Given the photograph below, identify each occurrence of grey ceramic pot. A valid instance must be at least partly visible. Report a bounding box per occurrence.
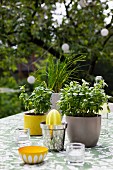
[66,115,101,148]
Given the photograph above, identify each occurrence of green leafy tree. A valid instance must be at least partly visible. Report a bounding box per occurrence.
[0,0,113,83]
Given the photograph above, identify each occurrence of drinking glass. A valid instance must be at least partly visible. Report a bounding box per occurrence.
[66,143,85,166]
[15,128,31,147]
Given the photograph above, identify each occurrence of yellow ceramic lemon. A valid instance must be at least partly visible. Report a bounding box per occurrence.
[46,109,61,125]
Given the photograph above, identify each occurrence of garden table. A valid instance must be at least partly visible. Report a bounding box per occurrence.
[0,103,113,170]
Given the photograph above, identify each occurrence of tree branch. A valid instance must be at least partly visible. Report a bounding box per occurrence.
[64,0,77,28]
[30,35,65,61]
[0,0,2,4]
[103,33,113,47]
[88,54,98,75]
[32,0,38,18]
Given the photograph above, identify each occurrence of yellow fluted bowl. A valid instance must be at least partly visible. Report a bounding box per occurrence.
[18,146,48,164]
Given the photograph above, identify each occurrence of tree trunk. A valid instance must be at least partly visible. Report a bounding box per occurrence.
[88,54,98,75]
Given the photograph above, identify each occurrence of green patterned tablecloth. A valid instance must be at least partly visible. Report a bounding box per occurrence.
[1,112,113,170]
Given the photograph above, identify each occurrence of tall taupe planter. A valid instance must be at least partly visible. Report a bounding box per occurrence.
[66,115,101,148]
[50,93,60,110]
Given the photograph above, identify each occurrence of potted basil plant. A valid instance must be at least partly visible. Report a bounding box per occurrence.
[57,77,110,147]
[19,83,52,136]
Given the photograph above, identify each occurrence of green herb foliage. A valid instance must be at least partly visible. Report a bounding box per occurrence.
[37,55,84,93]
[46,55,84,93]
[58,78,109,117]
[19,83,52,115]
